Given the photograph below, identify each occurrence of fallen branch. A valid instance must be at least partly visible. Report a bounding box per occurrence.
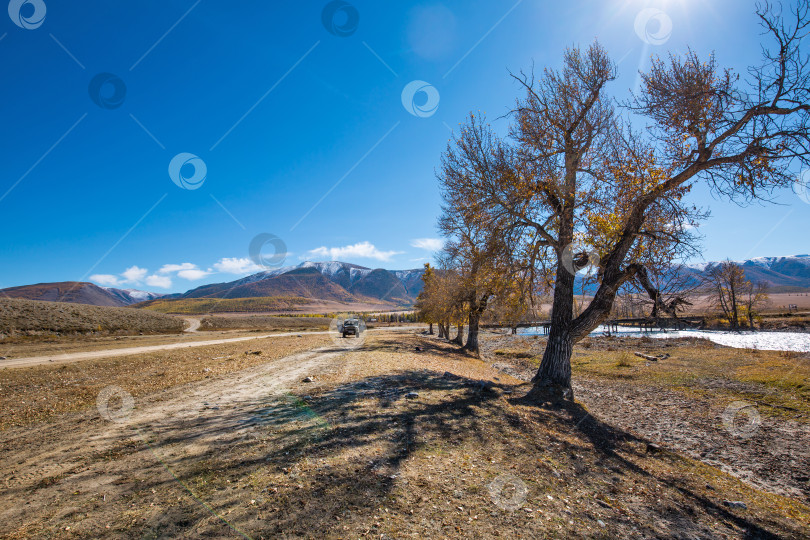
[633,351,670,362]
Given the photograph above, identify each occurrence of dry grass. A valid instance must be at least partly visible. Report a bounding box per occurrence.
[570,343,810,419]
[0,297,183,337]
[199,315,331,331]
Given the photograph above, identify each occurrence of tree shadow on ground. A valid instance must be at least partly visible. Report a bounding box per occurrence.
[114,366,800,539]
[511,392,790,540]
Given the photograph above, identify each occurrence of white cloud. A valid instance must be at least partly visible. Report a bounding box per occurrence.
[410,238,443,251]
[121,265,148,283]
[90,274,122,286]
[158,263,197,274]
[157,262,212,280]
[177,268,212,280]
[306,241,403,262]
[213,257,263,274]
[145,274,172,288]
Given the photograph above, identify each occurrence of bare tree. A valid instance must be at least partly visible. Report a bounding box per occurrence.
[435,2,810,400]
[743,280,770,329]
[706,260,748,329]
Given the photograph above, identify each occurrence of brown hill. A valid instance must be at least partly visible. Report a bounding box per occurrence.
[0,297,183,336]
[0,282,127,307]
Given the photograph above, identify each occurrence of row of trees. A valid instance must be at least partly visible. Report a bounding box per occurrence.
[416,1,810,399]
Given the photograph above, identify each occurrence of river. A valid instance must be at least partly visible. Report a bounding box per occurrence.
[517,325,810,352]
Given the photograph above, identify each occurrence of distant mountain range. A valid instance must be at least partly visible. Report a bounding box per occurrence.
[2,256,807,309]
[178,261,425,306]
[685,255,810,290]
[0,281,165,307]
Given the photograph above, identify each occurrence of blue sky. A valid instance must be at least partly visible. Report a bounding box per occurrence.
[1,0,808,293]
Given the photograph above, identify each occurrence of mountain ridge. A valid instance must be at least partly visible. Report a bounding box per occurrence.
[177,261,425,306]
[3,256,807,309]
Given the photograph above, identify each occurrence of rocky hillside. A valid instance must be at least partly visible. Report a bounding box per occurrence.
[0,282,164,307]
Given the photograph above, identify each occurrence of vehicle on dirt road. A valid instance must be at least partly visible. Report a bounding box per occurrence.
[341,318,362,338]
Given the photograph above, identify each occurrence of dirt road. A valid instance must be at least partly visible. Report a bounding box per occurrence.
[0,344,343,537]
[0,331,331,369]
[183,317,201,333]
[0,327,417,369]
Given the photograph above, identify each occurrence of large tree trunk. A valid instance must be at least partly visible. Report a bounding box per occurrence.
[452,323,464,345]
[532,262,576,398]
[464,310,481,353]
[463,293,488,354]
[428,322,434,335]
[730,281,739,329]
[533,328,573,394]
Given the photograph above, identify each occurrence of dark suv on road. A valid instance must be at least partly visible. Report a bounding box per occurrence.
[342,318,362,338]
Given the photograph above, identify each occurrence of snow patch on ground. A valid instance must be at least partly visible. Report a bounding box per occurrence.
[520,325,810,352]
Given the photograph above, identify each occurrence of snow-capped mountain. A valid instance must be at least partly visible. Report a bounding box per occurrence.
[103,287,166,305]
[179,261,425,305]
[684,255,810,289]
